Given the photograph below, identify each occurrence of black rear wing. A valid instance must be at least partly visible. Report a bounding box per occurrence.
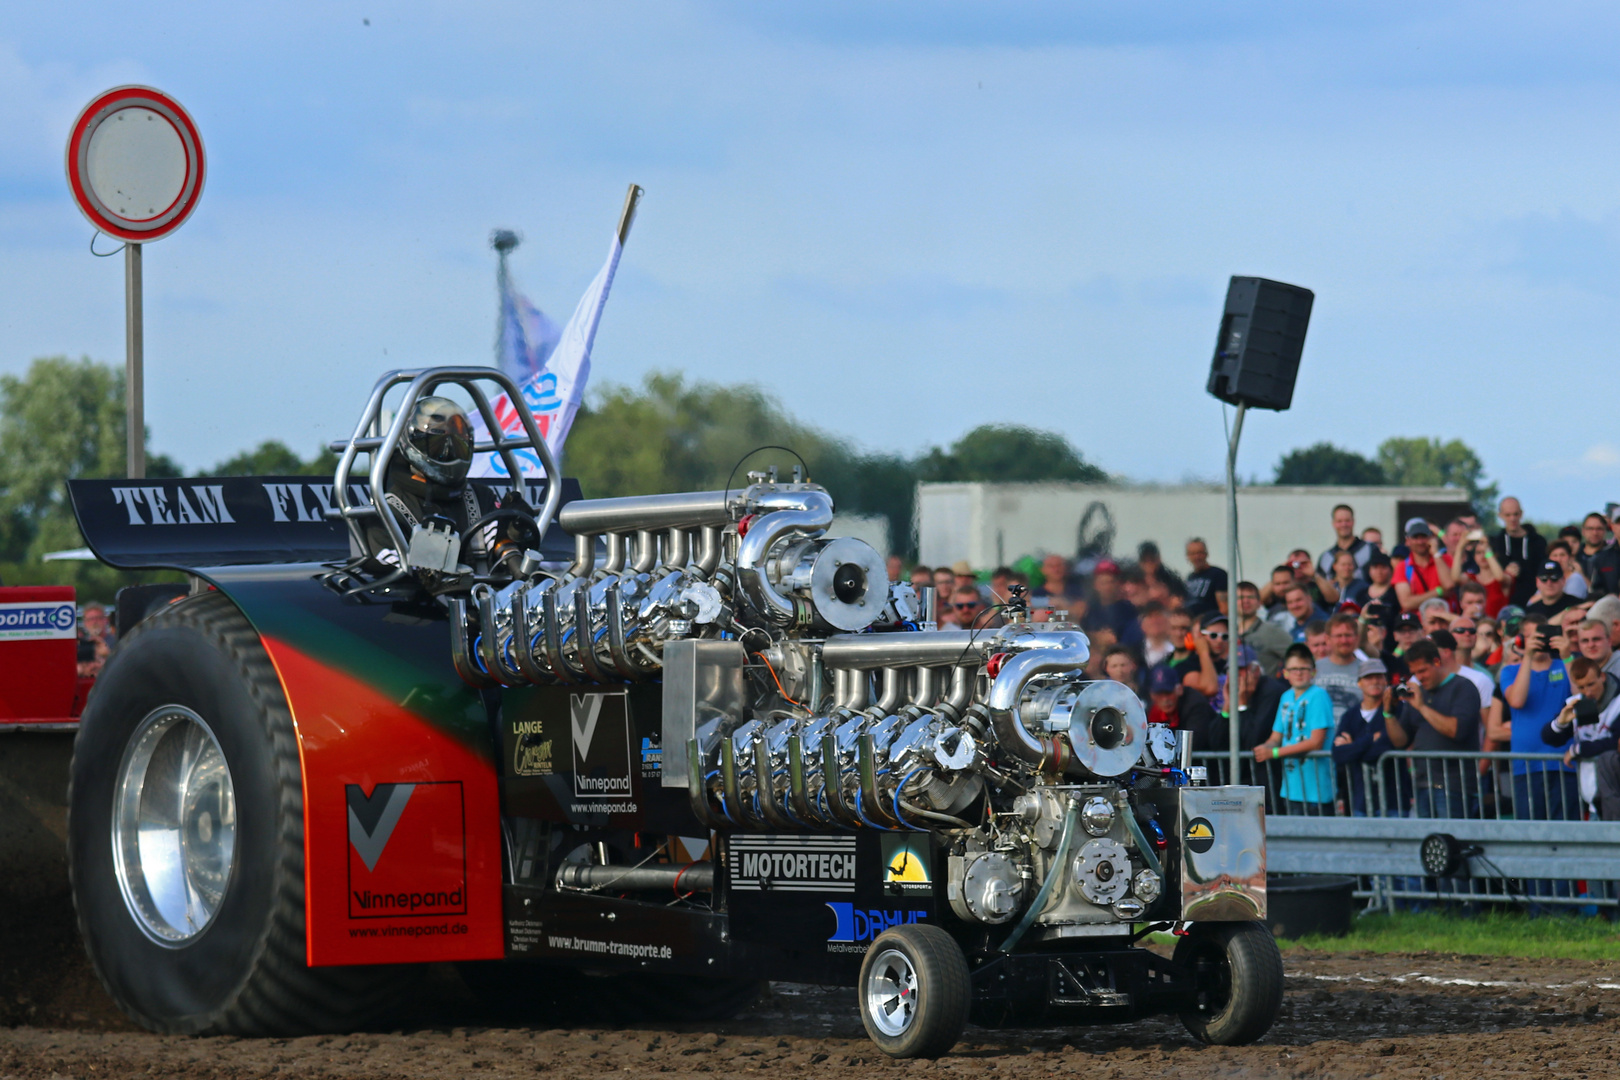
[68,476,581,571]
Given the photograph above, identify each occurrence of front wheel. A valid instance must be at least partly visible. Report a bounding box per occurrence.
[858,923,970,1059]
[1173,921,1284,1045]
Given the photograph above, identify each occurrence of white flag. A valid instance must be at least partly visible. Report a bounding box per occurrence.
[471,233,623,478]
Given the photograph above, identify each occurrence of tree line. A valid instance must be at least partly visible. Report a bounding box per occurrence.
[0,355,1492,599]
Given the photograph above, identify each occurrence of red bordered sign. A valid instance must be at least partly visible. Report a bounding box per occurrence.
[65,85,205,244]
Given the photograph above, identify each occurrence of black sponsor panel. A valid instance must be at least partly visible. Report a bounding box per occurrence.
[68,475,580,570]
[725,832,938,982]
[499,684,699,834]
[506,887,733,974]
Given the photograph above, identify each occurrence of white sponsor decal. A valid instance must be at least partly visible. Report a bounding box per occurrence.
[728,835,858,894]
[111,484,236,526]
[0,601,78,640]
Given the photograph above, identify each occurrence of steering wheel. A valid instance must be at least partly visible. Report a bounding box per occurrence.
[467,508,545,556]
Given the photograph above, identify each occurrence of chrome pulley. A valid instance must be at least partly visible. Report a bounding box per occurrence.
[112,706,237,945]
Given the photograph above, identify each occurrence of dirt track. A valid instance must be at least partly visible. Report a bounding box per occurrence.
[6,891,1620,1080]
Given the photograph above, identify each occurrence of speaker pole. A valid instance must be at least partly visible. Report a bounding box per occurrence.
[1225,402,1247,786]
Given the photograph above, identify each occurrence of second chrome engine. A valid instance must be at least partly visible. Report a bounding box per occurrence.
[452,475,1194,936]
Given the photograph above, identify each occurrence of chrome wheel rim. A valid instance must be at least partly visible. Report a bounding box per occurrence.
[865,947,918,1037]
[112,706,237,946]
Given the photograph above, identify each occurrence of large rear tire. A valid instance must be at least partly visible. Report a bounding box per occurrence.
[69,592,398,1034]
[1173,921,1284,1046]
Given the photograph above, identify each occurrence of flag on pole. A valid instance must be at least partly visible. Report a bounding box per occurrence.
[496,273,561,388]
[472,216,629,479]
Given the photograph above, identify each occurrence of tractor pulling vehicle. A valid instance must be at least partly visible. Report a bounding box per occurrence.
[66,367,1282,1057]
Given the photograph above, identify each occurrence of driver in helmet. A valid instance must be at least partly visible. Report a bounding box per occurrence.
[363,396,534,585]
[361,396,478,579]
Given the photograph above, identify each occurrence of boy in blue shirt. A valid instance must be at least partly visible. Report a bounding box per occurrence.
[1257,643,1338,815]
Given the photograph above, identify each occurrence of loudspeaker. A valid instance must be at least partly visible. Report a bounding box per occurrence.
[1206,276,1314,411]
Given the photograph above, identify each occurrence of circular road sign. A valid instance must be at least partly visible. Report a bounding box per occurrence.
[66,85,205,244]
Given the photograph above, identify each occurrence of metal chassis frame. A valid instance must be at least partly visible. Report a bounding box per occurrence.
[329,367,563,590]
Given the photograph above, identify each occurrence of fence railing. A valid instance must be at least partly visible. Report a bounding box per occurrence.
[1192,749,1620,911]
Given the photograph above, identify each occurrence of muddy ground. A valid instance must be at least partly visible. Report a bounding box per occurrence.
[5,887,1619,1080]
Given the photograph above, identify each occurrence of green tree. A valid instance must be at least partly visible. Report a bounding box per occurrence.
[564,373,1108,559]
[917,425,1108,484]
[209,440,337,477]
[0,356,181,597]
[1273,443,1387,485]
[1376,437,1500,524]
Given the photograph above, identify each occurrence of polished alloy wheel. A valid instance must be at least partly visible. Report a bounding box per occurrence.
[112,705,237,945]
[864,947,919,1037]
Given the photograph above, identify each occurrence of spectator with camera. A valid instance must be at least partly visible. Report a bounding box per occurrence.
[1540,655,1620,820]
[1525,560,1581,624]
[1492,496,1548,608]
[1457,580,1489,620]
[1385,639,1482,818]
[1234,580,1291,676]
[1255,643,1337,815]
[1500,613,1582,824]
[1440,517,1507,608]
[1333,658,1399,816]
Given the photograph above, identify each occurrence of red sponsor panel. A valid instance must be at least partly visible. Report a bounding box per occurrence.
[346,781,467,919]
[259,638,503,966]
[0,586,79,724]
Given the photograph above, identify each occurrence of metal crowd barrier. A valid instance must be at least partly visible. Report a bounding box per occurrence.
[1194,749,1620,911]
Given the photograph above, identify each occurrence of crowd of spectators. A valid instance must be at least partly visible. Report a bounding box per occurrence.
[905,497,1620,827]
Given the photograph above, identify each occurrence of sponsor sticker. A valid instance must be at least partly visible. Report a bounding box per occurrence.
[729,835,857,893]
[1185,816,1215,854]
[640,734,662,779]
[825,903,926,952]
[571,692,633,802]
[511,717,554,776]
[0,601,77,640]
[881,834,932,896]
[347,781,467,919]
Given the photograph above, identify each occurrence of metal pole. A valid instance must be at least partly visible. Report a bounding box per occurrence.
[1226,402,1247,785]
[617,184,644,245]
[125,241,144,479]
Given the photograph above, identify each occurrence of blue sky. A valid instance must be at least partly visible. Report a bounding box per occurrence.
[4,2,1620,521]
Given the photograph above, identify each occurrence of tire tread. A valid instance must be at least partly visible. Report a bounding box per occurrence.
[71,591,399,1035]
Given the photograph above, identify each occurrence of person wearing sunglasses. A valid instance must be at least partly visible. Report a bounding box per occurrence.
[1254,643,1337,816]
[1525,560,1582,625]
[942,585,999,631]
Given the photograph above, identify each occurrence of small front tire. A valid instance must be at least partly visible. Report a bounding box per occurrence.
[858,923,970,1059]
[1174,921,1284,1046]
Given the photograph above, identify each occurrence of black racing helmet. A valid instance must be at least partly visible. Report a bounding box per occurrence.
[401,396,474,485]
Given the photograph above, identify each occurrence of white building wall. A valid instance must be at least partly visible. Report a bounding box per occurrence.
[917,483,1466,580]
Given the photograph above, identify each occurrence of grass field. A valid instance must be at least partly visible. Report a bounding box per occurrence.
[1277,909,1620,961]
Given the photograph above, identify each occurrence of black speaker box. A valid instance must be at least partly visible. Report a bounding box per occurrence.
[1206,276,1314,411]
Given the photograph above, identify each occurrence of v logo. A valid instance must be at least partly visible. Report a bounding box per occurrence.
[346,783,415,873]
[570,694,604,759]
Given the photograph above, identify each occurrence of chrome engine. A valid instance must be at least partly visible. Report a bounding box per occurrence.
[449,476,1187,937]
